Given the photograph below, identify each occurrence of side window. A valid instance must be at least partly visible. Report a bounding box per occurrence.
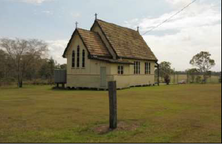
[145,62,151,74]
[148,62,151,74]
[77,46,80,68]
[134,61,140,74]
[118,66,124,75]
[82,49,85,68]
[72,50,75,68]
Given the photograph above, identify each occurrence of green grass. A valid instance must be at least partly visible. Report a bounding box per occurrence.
[0,84,221,143]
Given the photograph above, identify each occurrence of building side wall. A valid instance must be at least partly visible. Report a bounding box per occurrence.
[67,74,114,89]
[110,60,156,88]
[114,75,155,88]
[110,60,155,75]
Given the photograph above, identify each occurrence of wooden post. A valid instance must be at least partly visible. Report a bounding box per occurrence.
[177,74,179,84]
[108,81,117,129]
[187,72,189,84]
[174,70,176,84]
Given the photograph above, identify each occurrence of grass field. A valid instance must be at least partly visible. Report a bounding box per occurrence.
[0,84,221,143]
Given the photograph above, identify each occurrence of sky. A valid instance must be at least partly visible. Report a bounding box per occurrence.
[0,0,221,71]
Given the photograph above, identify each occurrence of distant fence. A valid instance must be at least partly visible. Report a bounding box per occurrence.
[155,74,221,84]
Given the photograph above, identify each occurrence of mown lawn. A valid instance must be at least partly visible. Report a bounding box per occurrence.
[0,84,221,143]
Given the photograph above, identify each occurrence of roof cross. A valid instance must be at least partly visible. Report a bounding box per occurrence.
[95,13,98,20]
[75,22,78,28]
[137,26,140,33]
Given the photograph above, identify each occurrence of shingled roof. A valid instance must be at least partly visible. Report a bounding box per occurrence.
[95,19,157,61]
[77,28,111,57]
[63,19,157,62]
[63,28,111,58]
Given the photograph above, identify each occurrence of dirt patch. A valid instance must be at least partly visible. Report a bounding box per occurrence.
[93,121,141,135]
[93,125,110,135]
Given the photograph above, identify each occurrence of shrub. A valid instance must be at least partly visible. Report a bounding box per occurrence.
[164,75,171,85]
[196,76,202,83]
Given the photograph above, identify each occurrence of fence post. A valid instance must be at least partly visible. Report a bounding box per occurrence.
[157,64,160,86]
[108,81,117,129]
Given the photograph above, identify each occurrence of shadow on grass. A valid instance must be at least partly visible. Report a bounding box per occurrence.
[51,87,107,92]
[89,120,142,135]
[51,84,159,92]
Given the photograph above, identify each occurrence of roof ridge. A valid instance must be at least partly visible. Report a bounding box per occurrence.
[77,28,95,33]
[96,19,139,34]
[76,28,88,31]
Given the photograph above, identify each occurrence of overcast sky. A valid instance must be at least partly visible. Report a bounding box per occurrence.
[0,0,221,71]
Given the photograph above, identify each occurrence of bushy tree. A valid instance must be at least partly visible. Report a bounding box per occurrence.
[38,58,57,84]
[0,38,48,87]
[190,51,215,83]
[159,61,174,85]
[186,68,199,83]
[59,64,67,70]
[0,50,6,79]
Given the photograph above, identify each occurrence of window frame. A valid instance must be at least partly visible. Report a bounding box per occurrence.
[72,50,75,68]
[145,62,151,74]
[118,65,124,75]
[82,49,85,68]
[134,61,140,74]
[77,46,80,68]
[148,62,151,74]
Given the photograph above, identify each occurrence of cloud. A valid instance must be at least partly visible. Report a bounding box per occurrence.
[42,10,53,15]
[165,0,193,8]
[124,0,221,71]
[14,0,53,4]
[70,12,81,18]
[47,40,68,64]
[144,24,221,71]
[126,2,220,32]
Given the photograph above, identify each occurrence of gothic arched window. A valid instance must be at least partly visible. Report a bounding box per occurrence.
[72,50,75,68]
[77,46,80,68]
[82,49,85,68]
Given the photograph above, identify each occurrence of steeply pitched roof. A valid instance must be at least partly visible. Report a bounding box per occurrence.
[63,28,111,58]
[95,19,158,61]
[77,28,111,57]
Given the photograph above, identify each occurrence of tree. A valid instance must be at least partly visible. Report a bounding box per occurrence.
[186,68,199,83]
[0,50,6,78]
[159,61,174,85]
[0,49,16,85]
[48,57,56,84]
[38,58,56,84]
[59,64,67,70]
[0,38,48,88]
[190,51,215,83]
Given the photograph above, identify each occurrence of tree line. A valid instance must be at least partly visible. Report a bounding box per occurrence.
[1,38,220,87]
[156,51,220,85]
[0,38,66,87]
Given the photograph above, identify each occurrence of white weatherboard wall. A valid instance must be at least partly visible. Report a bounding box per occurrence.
[65,29,156,89]
[110,61,155,88]
[65,32,113,89]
